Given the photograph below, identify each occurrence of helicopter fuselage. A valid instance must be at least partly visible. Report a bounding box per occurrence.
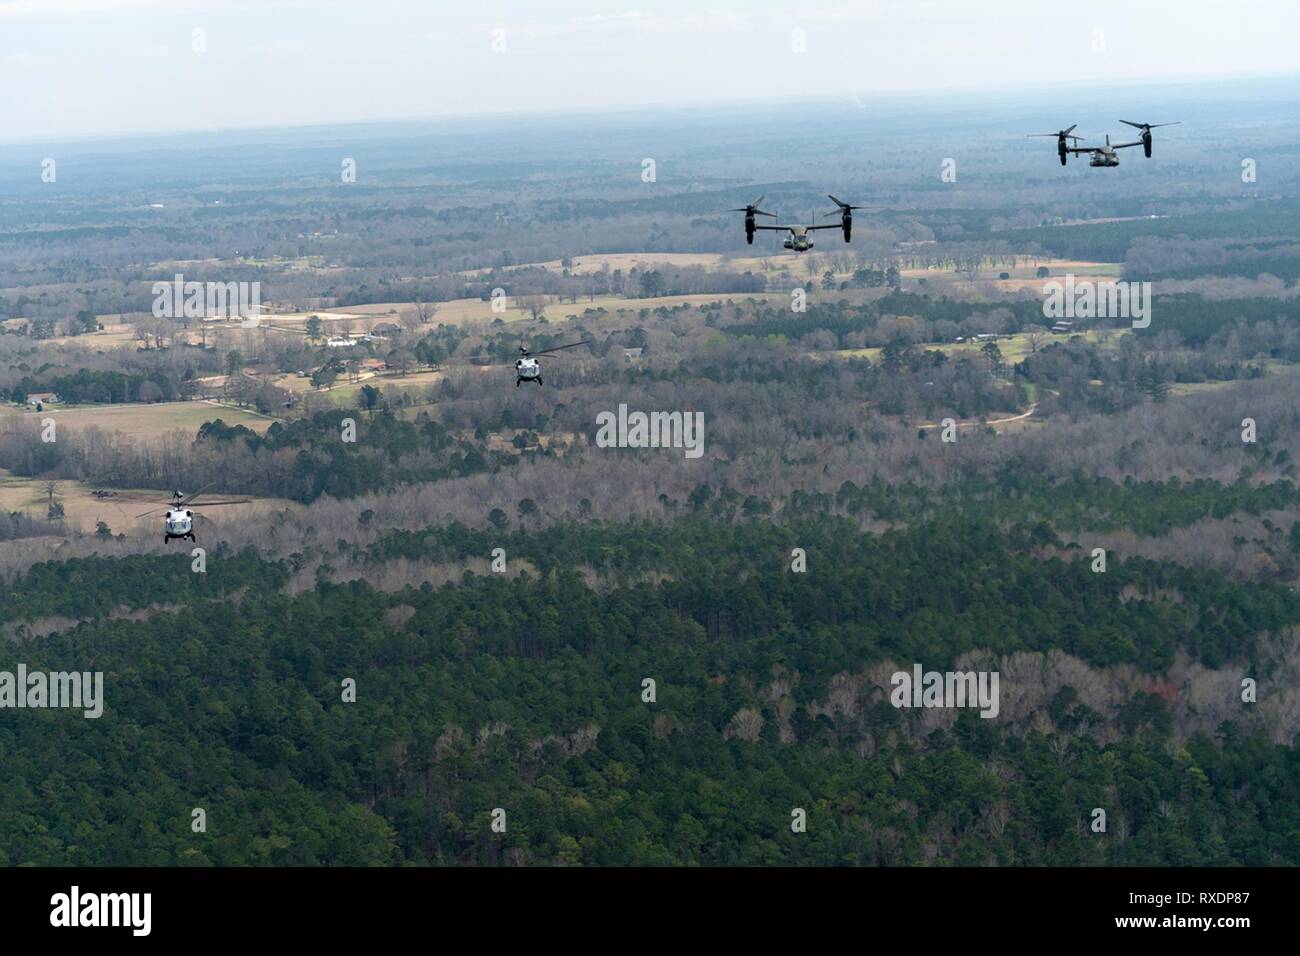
[1089,149,1120,167]
[164,508,195,542]
[515,357,543,386]
[783,234,814,252]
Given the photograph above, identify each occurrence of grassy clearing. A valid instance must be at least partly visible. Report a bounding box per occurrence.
[1167,361,1300,397]
[463,252,727,276]
[335,292,759,328]
[306,369,451,406]
[902,258,1123,294]
[2,401,276,440]
[0,469,296,534]
[0,469,162,532]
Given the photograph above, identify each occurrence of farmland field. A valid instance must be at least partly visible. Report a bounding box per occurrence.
[0,468,295,533]
[2,400,278,439]
[321,292,761,327]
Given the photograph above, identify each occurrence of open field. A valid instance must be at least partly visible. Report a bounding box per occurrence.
[306,368,453,406]
[146,254,342,274]
[1167,361,1300,397]
[464,250,869,281]
[46,320,140,348]
[1168,380,1237,398]
[901,259,1123,294]
[56,256,1123,351]
[464,252,727,276]
[2,400,277,440]
[532,292,759,321]
[75,287,764,349]
[727,252,843,276]
[0,469,297,534]
[465,251,1126,287]
[0,469,164,533]
[318,292,760,327]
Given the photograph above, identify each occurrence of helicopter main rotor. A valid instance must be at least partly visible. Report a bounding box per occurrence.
[518,340,593,358]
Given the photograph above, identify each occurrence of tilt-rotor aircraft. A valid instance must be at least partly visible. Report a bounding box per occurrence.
[733,194,863,252]
[1029,120,1179,167]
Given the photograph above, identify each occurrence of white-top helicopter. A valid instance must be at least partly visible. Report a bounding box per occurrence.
[515,340,592,386]
[136,487,251,543]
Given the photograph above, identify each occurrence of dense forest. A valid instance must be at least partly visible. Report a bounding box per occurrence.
[3,516,1297,865]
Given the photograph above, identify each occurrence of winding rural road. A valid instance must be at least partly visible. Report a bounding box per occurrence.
[918,403,1038,430]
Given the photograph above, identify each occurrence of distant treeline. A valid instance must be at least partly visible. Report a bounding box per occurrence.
[994,200,1300,262]
[334,263,768,310]
[1131,295,1300,349]
[10,367,183,404]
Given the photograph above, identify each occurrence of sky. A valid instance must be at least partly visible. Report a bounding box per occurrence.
[1,0,1297,142]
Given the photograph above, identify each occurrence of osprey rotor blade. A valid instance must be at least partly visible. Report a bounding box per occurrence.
[732,194,776,218]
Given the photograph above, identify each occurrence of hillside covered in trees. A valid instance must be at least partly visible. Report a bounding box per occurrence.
[2,516,1297,866]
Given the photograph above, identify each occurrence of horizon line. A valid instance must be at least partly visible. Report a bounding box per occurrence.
[3,68,1297,150]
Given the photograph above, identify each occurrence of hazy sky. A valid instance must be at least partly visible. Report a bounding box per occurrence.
[2,0,1297,141]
